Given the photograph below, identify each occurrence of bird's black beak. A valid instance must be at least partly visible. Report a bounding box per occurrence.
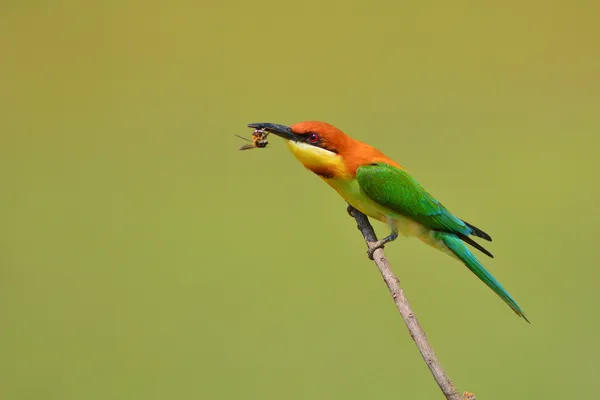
[247,123,297,141]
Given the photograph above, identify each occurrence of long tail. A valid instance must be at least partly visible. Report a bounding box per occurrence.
[435,232,529,323]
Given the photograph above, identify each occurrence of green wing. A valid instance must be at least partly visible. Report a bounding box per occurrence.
[355,163,470,235]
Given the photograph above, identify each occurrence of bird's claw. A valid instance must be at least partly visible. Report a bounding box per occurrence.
[367,240,387,260]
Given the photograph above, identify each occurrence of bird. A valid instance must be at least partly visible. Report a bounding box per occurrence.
[247,121,528,322]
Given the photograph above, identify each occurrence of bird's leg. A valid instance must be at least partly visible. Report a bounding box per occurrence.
[347,206,397,259]
[367,225,398,260]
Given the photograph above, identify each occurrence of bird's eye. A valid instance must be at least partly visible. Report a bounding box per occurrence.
[308,133,319,143]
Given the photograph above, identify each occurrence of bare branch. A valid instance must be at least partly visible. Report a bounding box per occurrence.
[347,205,474,400]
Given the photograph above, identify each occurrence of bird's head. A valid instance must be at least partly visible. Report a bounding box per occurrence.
[248,121,351,156]
[247,121,353,178]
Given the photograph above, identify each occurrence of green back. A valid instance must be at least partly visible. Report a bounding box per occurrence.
[356,163,470,235]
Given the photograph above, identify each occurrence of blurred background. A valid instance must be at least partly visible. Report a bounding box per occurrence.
[1,1,599,399]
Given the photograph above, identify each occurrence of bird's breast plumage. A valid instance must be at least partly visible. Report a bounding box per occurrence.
[324,176,431,239]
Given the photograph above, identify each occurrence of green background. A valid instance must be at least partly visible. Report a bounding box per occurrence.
[2,1,598,399]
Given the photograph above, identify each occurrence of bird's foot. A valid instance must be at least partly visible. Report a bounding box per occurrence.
[367,240,386,259]
[366,238,391,259]
[366,232,398,260]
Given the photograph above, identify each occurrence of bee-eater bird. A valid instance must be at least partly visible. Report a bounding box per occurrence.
[248,121,528,322]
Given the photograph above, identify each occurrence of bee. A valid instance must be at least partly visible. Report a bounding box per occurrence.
[235,129,269,151]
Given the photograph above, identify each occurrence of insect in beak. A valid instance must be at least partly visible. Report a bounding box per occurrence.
[235,129,269,151]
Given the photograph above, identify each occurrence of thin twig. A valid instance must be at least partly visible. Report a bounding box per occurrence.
[348,205,474,400]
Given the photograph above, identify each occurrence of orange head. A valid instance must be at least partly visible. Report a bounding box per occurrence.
[247,121,400,178]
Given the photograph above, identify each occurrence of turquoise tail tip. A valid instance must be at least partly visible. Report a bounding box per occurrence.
[436,232,530,324]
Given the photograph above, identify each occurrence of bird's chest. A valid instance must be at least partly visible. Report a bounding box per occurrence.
[324,177,428,237]
[324,178,390,223]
